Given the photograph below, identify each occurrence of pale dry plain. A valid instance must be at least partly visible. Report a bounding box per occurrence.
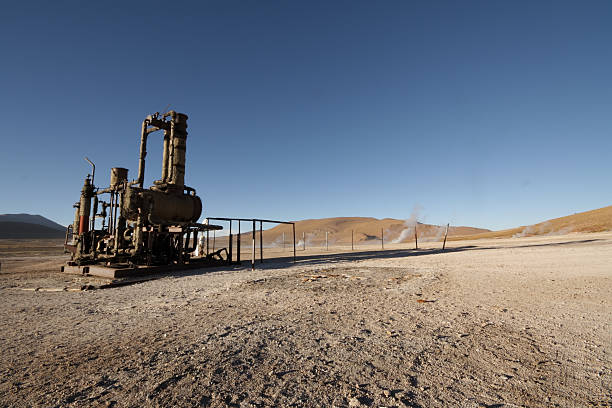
[0,233,610,407]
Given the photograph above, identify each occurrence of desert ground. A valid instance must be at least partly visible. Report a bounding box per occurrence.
[0,232,610,407]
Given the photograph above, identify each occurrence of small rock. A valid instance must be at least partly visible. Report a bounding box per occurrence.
[348,397,361,407]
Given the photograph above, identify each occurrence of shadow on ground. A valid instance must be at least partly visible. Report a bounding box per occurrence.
[31,238,602,289]
[174,238,604,277]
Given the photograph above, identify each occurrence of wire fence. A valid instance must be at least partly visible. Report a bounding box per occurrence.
[201,222,452,265]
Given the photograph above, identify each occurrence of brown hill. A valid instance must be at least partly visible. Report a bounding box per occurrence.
[450,205,612,241]
[211,217,488,248]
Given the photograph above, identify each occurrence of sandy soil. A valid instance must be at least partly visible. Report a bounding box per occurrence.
[0,233,610,407]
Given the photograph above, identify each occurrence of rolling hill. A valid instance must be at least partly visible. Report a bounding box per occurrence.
[450,205,612,241]
[209,217,489,247]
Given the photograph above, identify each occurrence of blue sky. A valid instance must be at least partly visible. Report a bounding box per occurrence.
[1,1,610,230]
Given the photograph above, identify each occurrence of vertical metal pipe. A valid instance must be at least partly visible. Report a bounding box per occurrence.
[161,130,170,183]
[252,220,256,270]
[237,221,241,263]
[282,232,285,251]
[84,157,95,191]
[206,218,209,256]
[137,119,149,187]
[414,224,418,249]
[146,229,153,265]
[177,230,184,264]
[72,204,80,241]
[91,196,98,232]
[302,231,305,251]
[78,177,93,235]
[113,192,119,235]
[169,112,188,187]
[259,221,263,263]
[101,206,106,232]
[351,230,354,251]
[213,230,216,252]
[192,230,198,255]
[381,228,384,250]
[228,233,233,264]
[184,230,190,260]
[229,220,232,263]
[325,231,328,251]
[292,223,296,263]
[107,193,112,234]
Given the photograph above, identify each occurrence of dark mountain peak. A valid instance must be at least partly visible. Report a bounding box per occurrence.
[0,214,65,231]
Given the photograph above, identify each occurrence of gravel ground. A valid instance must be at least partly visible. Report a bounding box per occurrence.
[0,233,610,407]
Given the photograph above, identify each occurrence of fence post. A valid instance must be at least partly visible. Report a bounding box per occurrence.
[442,223,449,250]
[351,229,354,251]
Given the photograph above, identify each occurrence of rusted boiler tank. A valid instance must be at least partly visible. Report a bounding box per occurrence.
[64,111,222,268]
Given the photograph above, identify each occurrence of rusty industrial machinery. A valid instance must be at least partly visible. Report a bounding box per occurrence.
[63,111,224,276]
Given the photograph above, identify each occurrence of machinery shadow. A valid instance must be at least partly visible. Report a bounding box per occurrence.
[211,237,606,273]
[106,237,606,285]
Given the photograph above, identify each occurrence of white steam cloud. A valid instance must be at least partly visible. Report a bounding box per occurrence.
[391,205,422,244]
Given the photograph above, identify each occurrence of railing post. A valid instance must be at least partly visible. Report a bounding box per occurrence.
[237,221,241,263]
[252,219,256,270]
[259,221,263,263]
[228,220,232,264]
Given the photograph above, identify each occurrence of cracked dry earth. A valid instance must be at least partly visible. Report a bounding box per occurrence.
[0,233,610,407]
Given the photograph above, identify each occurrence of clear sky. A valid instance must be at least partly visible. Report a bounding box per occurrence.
[1,1,610,230]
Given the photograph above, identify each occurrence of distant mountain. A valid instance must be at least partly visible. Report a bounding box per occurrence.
[0,214,66,239]
[0,214,65,231]
[0,222,65,239]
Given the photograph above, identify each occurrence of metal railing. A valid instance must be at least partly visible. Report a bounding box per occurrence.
[205,217,296,270]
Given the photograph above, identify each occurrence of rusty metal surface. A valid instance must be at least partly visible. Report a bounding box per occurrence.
[62,258,227,279]
[64,112,224,270]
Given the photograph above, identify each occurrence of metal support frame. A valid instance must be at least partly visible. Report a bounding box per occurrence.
[206,217,297,269]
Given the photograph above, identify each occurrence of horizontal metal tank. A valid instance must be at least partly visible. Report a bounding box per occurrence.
[122,186,202,224]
